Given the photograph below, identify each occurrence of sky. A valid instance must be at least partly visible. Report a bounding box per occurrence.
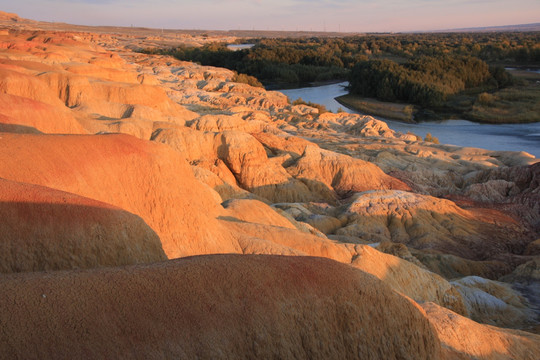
[1,0,539,33]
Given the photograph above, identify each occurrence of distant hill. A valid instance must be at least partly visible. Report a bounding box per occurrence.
[438,22,540,32]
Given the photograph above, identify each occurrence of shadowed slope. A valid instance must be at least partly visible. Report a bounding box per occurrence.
[0,133,240,258]
[0,178,166,273]
[0,255,442,360]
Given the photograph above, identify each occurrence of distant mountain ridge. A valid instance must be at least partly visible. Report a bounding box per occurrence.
[1,10,538,34]
[437,22,540,32]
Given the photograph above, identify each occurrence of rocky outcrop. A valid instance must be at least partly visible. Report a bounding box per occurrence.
[287,145,410,199]
[336,190,531,267]
[452,276,536,329]
[463,163,540,231]
[217,131,317,203]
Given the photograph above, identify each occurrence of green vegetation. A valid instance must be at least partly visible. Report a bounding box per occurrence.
[143,41,349,87]
[348,56,497,107]
[232,72,264,88]
[424,133,440,144]
[466,86,540,123]
[345,55,538,122]
[141,31,539,123]
[336,94,416,122]
[291,97,329,114]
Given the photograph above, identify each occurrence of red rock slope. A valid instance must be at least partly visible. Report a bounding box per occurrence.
[0,133,240,258]
[0,255,442,359]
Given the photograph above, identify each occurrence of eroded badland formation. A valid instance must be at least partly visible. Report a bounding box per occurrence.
[0,11,539,359]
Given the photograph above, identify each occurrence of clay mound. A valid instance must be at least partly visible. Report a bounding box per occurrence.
[64,63,139,84]
[421,302,540,360]
[350,244,468,315]
[0,113,41,133]
[287,145,410,197]
[0,255,442,359]
[273,202,344,234]
[337,190,529,261]
[153,127,318,203]
[217,131,319,203]
[38,70,198,122]
[0,133,240,258]
[0,93,86,134]
[451,276,536,329]
[252,130,315,159]
[0,11,19,21]
[412,250,512,280]
[187,113,264,133]
[0,66,66,106]
[0,178,166,273]
[346,117,411,139]
[0,59,60,73]
[192,165,251,201]
[151,126,217,162]
[222,198,297,229]
[222,218,467,314]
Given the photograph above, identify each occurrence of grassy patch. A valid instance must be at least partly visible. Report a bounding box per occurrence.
[339,80,540,124]
[335,95,415,122]
[466,85,540,123]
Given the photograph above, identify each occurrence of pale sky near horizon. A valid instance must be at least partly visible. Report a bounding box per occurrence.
[1,0,539,32]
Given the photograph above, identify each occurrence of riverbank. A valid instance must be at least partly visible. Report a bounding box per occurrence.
[337,84,540,125]
[266,79,346,91]
[279,82,540,157]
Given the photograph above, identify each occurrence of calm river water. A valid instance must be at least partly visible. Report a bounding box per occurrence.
[280,82,540,158]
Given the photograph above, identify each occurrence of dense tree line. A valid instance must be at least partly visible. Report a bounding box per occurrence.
[348,56,509,107]
[142,32,537,89]
[143,41,349,86]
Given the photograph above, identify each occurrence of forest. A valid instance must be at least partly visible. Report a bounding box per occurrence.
[142,32,539,122]
[348,56,510,107]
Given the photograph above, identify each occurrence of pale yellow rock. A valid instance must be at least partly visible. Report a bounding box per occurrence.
[222,198,297,230]
[452,276,536,329]
[192,165,251,201]
[188,113,265,133]
[422,302,540,360]
[287,145,410,198]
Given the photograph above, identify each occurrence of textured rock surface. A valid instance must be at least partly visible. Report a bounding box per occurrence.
[287,145,410,198]
[422,302,540,360]
[452,276,536,329]
[0,255,442,360]
[0,19,539,357]
[0,93,86,134]
[0,133,240,258]
[336,190,531,268]
[0,178,166,273]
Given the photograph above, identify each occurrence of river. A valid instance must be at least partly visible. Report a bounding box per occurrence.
[280,82,540,158]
